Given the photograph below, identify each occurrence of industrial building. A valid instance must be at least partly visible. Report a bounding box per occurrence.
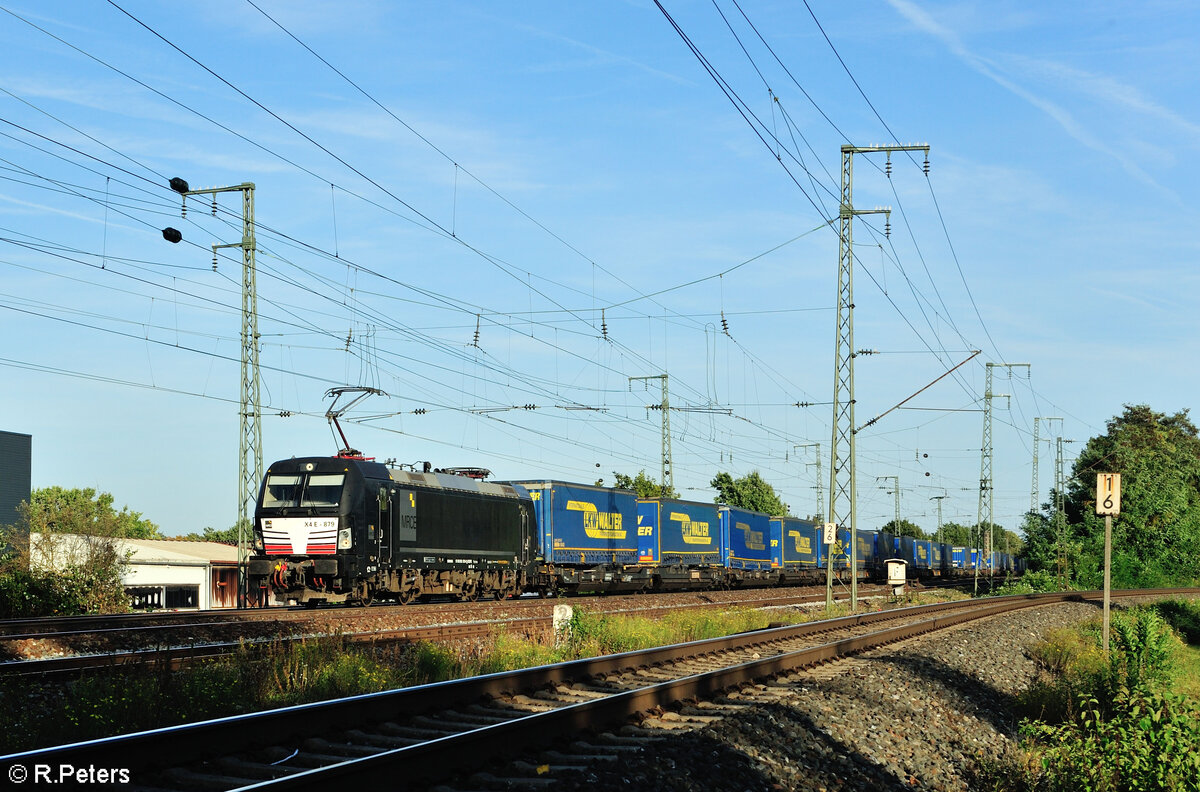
[30,534,239,610]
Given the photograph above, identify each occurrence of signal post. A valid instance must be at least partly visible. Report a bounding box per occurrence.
[1096,473,1120,651]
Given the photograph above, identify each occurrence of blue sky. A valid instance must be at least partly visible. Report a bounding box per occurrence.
[1,1,1196,538]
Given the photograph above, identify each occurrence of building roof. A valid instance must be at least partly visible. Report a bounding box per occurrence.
[30,534,240,565]
[123,539,240,564]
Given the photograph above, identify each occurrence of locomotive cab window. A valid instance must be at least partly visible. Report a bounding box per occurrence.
[302,474,345,507]
[263,474,303,508]
[261,473,345,508]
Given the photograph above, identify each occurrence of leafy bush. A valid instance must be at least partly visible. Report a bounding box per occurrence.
[999,607,1200,792]
[0,565,129,618]
[1151,599,1200,645]
[1020,688,1200,791]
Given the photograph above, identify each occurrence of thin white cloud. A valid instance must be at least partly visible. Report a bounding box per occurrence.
[509,22,694,86]
[1006,55,1200,143]
[884,0,1170,195]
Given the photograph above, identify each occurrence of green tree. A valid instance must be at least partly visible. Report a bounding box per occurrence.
[710,471,789,516]
[1063,404,1200,588]
[880,518,925,538]
[0,486,151,616]
[180,525,240,544]
[612,470,678,499]
[23,487,162,539]
[936,521,973,545]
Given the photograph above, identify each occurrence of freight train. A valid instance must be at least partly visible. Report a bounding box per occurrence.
[247,453,1022,606]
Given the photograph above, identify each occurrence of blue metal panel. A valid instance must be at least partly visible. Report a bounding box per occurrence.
[930,542,943,569]
[876,532,898,562]
[772,517,819,569]
[511,481,637,565]
[639,498,722,565]
[855,529,875,570]
[720,506,772,570]
[634,501,658,563]
[938,542,952,572]
[950,546,968,568]
[832,526,853,569]
[914,540,932,569]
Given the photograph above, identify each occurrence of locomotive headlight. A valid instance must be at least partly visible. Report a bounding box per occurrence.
[338,528,352,549]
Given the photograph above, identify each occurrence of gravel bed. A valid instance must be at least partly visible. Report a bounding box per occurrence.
[550,599,1120,792]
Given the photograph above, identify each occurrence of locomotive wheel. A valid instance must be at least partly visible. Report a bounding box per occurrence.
[355,582,373,606]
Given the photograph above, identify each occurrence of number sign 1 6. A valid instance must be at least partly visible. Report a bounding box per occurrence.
[1095,473,1121,516]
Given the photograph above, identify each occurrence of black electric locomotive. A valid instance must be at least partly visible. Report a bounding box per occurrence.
[248,455,538,606]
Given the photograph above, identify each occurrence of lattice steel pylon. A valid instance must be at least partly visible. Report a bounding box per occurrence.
[176,182,259,608]
[630,374,671,494]
[974,361,1028,592]
[796,443,822,523]
[1031,416,1062,514]
[828,144,927,611]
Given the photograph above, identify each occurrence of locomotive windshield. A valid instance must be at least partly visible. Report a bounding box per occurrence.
[261,473,345,508]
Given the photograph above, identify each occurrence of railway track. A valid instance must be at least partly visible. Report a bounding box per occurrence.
[0,584,917,677]
[0,578,975,641]
[0,589,1132,791]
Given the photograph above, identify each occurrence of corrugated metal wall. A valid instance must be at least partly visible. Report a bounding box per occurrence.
[0,430,32,528]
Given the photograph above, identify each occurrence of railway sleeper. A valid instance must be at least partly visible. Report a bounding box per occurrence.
[300,736,385,757]
[539,749,620,764]
[410,711,512,729]
[259,746,350,769]
[160,766,262,791]
[512,759,591,775]
[568,738,648,755]
[342,727,424,747]
[501,694,561,712]
[375,721,462,740]
[462,702,533,721]
[531,688,602,704]
[466,770,559,789]
[213,756,299,780]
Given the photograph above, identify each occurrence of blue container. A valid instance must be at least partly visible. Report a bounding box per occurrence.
[829,526,853,569]
[513,481,637,565]
[637,498,722,566]
[772,517,820,570]
[720,506,773,570]
[855,529,875,570]
[898,536,916,566]
[876,532,898,563]
[913,540,932,570]
[950,546,969,569]
[930,542,944,570]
